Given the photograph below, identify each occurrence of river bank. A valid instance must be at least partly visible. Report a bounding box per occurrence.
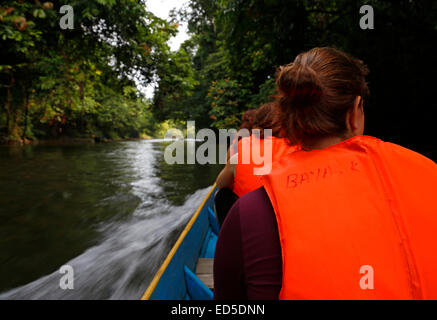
[0,135,154,146]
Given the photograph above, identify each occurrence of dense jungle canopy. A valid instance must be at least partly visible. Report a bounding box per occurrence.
[1,0,436,152]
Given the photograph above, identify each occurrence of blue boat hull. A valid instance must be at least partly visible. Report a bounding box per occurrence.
[141,185,219,300]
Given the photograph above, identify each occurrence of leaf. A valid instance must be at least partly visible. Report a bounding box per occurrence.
[38,10,46,19]
[33,9,46,19]
[42,2,54,10]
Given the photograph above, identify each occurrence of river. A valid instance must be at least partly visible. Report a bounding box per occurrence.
[0,140,222,299]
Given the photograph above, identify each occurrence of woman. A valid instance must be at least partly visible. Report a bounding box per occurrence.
[215,104,294,225]
[214,47,437,299]
[213,108,257,225]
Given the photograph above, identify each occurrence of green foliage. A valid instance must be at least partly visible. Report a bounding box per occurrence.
[207,79,246,129]
[154,119,187,139]
[152,47,199,122]
[0,0,175,143]
[1,0,436,142]
[151,0,437,144]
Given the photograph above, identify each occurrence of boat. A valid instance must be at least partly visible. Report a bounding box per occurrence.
[141,185,219,300]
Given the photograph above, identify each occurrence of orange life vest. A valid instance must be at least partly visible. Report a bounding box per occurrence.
[262,135,437,299]
[232,135,296,197]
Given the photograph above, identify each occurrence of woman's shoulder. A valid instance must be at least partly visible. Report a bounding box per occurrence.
[363,136,437,169]
[344,135,435,167]
[356,136,437,179]
[383,141,436,165]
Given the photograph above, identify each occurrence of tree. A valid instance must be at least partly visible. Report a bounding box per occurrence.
[153,0,437,156]
[0,0,176,142]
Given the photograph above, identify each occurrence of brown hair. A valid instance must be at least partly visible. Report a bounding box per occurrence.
[274,47,370,146]
[239,109,257,132]
[252,103,283,138]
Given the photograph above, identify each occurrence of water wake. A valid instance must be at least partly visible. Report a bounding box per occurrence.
[0,186,211,300]
[0,140,215,299]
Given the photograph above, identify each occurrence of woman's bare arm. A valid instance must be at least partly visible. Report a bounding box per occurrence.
[216,154,238,189]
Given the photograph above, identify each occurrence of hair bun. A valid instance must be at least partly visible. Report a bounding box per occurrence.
[277,63,323,109]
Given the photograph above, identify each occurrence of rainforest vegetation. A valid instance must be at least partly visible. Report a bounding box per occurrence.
[1,0,436,149]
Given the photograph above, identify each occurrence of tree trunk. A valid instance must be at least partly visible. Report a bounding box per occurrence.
[22,92,30,141]
[80,80,85,128]
[6,75,14,137]
[10,111,22,144]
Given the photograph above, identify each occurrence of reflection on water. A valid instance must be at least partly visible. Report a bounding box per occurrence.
[0,140,222,299]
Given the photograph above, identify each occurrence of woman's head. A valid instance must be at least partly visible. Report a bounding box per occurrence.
[253,103,283,138]
[275,47,369,148]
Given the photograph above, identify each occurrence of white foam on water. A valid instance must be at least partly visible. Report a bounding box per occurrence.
[0,139,213,300]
